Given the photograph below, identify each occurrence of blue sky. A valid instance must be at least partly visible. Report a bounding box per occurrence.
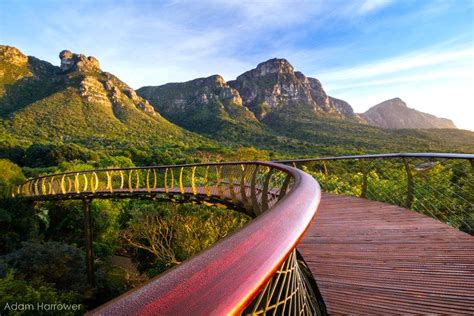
[1,0,473,130]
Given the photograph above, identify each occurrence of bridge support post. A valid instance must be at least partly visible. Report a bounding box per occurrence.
[83,199,95,287]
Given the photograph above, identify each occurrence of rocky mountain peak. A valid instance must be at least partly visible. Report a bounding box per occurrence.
[229,58,360,120]
[210,74,226,86]
[254,58,294,76]
[362,98,456,129]
[136,74,258,135]
[377,97,406,108]
[191,74,228,90]
[59,50,100,73]
[0,45,28,66]
[137,74,249,114]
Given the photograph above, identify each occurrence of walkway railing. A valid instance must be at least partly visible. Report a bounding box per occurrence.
[279,153,473,234]
[13,153,472,313]
[13,162,324,315]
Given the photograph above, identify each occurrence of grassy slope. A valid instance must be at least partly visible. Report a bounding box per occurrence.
[0,50,215,153]
[261,105,474,155]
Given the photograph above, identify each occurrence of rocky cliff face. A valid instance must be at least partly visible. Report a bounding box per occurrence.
[227,58,359,120]
[59,50,100,73]
[362,98,456,129]
[57,49,157,117]
[0,46,156,118]
[137,75,260,135]
[138,75,252,116]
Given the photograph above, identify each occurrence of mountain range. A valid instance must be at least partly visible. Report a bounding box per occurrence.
[1,45,472,159]
[138,57,456,132]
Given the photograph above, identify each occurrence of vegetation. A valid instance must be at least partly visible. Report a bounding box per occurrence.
[120,203,249,276]
[0,271,83,316]
[0,155,250,313]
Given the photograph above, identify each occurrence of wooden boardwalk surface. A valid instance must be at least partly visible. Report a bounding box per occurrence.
[298,193,474,315]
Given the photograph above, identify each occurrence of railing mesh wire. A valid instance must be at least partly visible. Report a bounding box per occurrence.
[294,157,473,234]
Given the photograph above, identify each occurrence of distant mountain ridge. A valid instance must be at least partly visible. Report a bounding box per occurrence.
[362,98,456,129]
[1,46,471,156]
[137,58,364,134]
[135,57,470,153]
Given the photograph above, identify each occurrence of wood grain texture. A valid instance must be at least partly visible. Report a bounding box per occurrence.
[299,193,474,315]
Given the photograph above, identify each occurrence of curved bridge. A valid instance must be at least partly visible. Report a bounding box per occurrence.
[13,153,474,314]
[14,162,326,315]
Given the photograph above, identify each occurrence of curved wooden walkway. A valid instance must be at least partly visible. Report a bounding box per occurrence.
[298,193,474,315]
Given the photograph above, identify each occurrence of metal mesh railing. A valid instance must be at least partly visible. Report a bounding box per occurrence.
[243,250,323,315]
[14,162,296,218]
[283,154,473,234]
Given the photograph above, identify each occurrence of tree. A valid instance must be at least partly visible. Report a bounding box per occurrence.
[120,203,249,276]
[0,159,25,198]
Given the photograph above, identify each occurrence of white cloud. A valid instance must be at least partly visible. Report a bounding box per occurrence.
[317,47,474,82]
[356,0,392,15]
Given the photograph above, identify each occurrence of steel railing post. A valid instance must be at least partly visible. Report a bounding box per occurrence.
[83,199,95,287]
[402,158,414,209]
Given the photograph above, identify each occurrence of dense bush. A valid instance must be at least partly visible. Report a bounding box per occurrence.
[24,144,91,168]
[0,199,41,255]
[1,242,87,293]
[0,159,25,198]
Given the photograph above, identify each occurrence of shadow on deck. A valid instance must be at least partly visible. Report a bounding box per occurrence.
[299,193,474,314]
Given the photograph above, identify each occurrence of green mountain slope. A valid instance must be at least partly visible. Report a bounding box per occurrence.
[0,46,212,151]
[137,75,261,136]
[137,74,322,153]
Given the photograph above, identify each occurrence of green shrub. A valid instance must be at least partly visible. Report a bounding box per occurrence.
[0,159,25,198]
[1,242,87,293]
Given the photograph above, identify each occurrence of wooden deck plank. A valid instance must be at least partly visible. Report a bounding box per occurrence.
[298,193,474,315]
